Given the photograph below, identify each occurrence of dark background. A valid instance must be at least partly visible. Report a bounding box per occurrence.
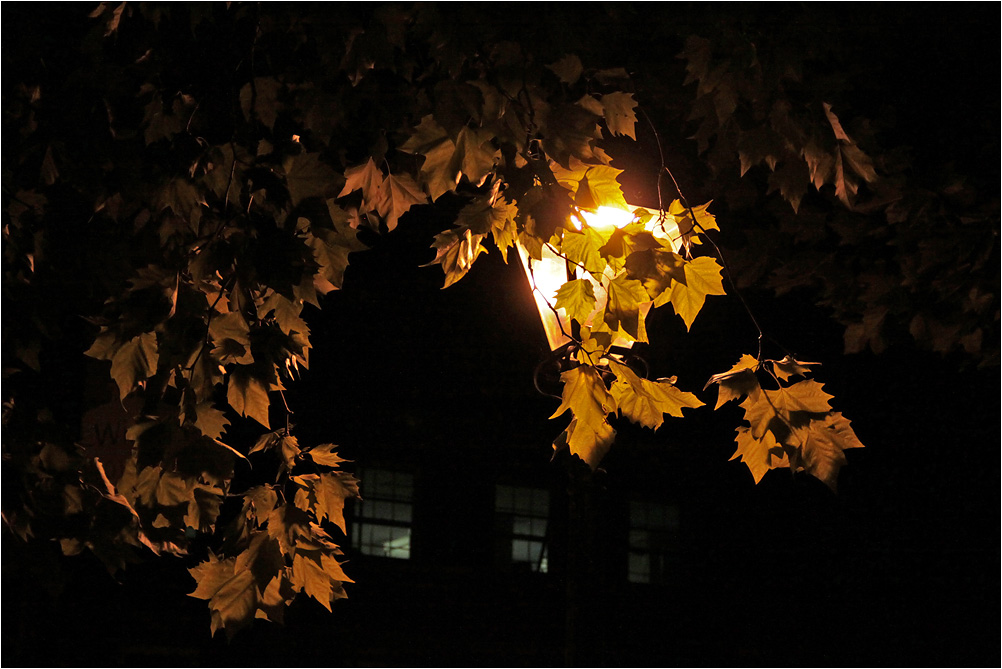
[3,3,998,667]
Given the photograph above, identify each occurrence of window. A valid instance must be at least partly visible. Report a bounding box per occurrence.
[351,468,414,559]
[495,484,549,573]
[628,500,679,584]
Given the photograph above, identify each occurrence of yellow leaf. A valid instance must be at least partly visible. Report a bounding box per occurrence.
[769,355,820,382]
[662,256,725,330]
[557,417,617,469]
[601,91,638,140]
[796,412,865,492]
[608,359,703,430]
[550,365,615,425]
[603,273,649,340]
[423,227,487,288]
[731,427,789,484]
[766,379,833,414]
[554,279,597,326]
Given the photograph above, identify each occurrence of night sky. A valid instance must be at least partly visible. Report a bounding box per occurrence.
[2,4,998,667]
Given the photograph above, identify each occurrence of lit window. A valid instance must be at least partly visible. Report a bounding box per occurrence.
[351,469,413,559]
[495,484,549,573]
[628,500,679,584]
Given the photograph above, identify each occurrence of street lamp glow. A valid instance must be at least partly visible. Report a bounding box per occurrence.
[519,204,681,351]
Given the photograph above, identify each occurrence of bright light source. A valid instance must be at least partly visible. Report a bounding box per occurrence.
[519,203,682,351]
[571,205,638,231]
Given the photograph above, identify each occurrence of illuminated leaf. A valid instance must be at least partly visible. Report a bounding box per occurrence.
[453,194,510,236]
[603,273,649,340]
[551,365,615,426]
[795,412,865,491]
[227,368,271,429]
[660,256,725,330]
[706,354,764,415]
[561,228,607,274]
[769,355,820,382]
[453,126,499,186]
[189,555,258,638]
[767,379,833,414]
[423,227,487,288]
[292,552,334,611]
[608,359,703,430]
[601,92,638,140]
[305,443,348,468]
[731,427,789,484]
[668,199,719,244]
[293,471,359,533]
[554,279,597,326]
[374,172,426,231]
[550,365,617,466]
[337,158,384,212]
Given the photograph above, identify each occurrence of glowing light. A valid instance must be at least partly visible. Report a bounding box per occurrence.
[519,201,684,351]
[570,205,638,231]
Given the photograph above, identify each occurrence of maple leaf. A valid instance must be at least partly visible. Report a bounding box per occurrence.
[542,102,604,168]
[284,152,340,207]
[668,199,719,246]
[308,203,368,293]
[766,379,833,414]
[731,427,790,484]
[561,228,607,274]
[337,158,384,212]
[453,126,499,186]
[227,368,271,429]
[767,159,810,213]
[546,53,583,84]
[189,554,259,638]
[453,194,511,236]
[399,115,458,201]
[423,227,487,288]
[292,552,335,611]
[659,256,725,330]
[551,365,615,425]
[601,92,638,140]
[554,279,597,326]
[110,332,158,400]
[769,355,820,382]
[304,443,348,468]
[209,312,253,366]
[550,365,617,467]
[608,359,703,430]
[185,485,224,533]
[603,273,649,340]
[239,76,282,130]
[705,354,761,408]
[292,470,359,534]
[554,417,616,470]
[374,172,426,231]
[553,164,630,212]
[794,412,865,491]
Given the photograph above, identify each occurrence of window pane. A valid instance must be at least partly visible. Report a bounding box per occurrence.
[628,552,650,584]
[353,468,413,560]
